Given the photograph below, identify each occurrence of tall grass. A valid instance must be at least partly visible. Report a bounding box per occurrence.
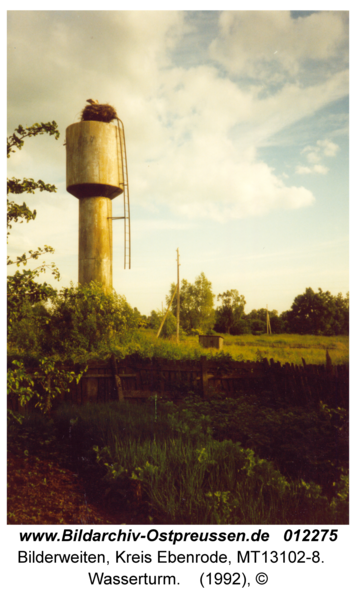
[135,330,349,365]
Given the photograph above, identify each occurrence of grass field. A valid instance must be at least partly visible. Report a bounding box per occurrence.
[139,330,349,365]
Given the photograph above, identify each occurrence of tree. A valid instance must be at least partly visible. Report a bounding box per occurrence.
[166,272,215,333]
[268,310,286,334]
[7,122,61,337]
[149,309,177,338]
[285,288,349,335]
[215,290,246,334]
[6,121,84,412]
[333,292,349,334]
[244,308,285,334]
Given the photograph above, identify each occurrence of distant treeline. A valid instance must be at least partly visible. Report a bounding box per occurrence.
[144,274,349,337]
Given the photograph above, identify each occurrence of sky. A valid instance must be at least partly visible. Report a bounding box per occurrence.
[7,9,349,318]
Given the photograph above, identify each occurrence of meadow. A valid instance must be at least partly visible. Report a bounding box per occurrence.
[136,330,349,365]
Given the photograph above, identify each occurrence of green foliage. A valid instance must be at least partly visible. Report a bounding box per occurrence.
[7,121,60,157]
[215,289,246,334]
[116,333,201,361]
[7,120,88,410]
[149,309,177,338]
[241,308,287,335]
[7,360,37,408]
[7,272,58,337]
[51,401,347,524]
[285,288,349,335]
[8,280,140,361]
[123,330,348,366]
[7,121,60,234]
[165,392,348,500]
[45,282,139,359]
[7,358,84,413]
[249,318,266,335]
[167,272,215,333]
[7,121,61,342]
[11,302,52,354]
[33,357,85,413]
[8,396,348,524]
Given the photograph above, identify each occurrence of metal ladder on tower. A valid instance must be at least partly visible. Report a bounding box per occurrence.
[116,117,131,269]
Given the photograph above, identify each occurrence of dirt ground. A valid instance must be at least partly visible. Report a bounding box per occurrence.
[7,442,149,526]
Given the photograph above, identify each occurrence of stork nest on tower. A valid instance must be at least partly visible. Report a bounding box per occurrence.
[81,100,118,123]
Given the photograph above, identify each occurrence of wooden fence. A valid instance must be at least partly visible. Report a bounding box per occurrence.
[56,354,348,410]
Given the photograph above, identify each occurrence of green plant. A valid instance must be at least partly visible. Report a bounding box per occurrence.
[7,360,37,408]
[7,358,85,413]
[44,281,139,358]
[50,400,348,525]
[7,121,61,346]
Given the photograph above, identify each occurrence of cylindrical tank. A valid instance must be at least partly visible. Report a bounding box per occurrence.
[66,121,123,292]
[66,121,124,199]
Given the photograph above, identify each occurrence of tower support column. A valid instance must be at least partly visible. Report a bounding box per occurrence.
[78,196,113,292]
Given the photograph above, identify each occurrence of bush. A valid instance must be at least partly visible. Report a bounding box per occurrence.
[43,282,138,358]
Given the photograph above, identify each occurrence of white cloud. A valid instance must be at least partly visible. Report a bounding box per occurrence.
[209,11,348,82]
[317,139,340,157]
[135,150,315,222]
[7,11,347,240]
[305,151,321,164]
[313,164,329,175]
[296,163,329,175]
[7,11,187,128]
[296,165,312,175]
[297,138,340,175]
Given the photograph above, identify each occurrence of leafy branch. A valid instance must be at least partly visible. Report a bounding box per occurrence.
[7,121,60,158]
[7,359,86,413]
[7,121,60,236]
[7,177,57,195]
[7,246,57,267]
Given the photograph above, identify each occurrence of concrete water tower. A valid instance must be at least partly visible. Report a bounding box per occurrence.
[66,102,130,292]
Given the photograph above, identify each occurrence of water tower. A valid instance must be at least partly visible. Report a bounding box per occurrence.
[66,102,130,292]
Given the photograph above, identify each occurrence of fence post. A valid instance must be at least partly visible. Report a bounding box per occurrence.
[326,350,333,374]
[201,356,208,398]
[111,354,124,402]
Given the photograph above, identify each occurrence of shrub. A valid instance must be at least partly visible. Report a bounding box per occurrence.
[44,281,138,358]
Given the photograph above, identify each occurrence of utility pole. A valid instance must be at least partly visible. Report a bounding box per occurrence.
[156,285,178,339]
[177,248,180,343]
[266,305,272,335]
